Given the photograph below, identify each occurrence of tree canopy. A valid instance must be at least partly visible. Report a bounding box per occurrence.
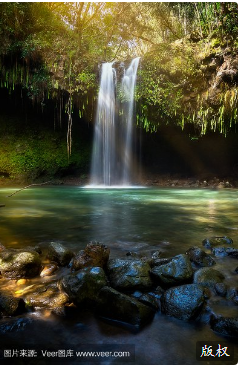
[0,2,238,140]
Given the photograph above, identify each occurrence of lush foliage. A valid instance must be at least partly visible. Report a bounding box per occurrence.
[0,2,237,140]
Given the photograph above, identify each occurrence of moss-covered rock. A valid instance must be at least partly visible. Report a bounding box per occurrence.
[0,249,42,279]
[60,266,108,305]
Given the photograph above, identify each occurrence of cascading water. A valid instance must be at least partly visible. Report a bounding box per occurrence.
[90,63,116,186]
[121,57,140,185]
[90,58,140,187]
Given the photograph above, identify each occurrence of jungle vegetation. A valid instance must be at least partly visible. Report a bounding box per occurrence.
[0,2,237,180]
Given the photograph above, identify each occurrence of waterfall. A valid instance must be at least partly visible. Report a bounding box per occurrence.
[90,58,140,187]
[121,57,140,185]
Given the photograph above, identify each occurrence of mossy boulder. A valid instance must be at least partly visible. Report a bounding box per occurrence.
[60,266,108,305]
[0,249,42,279]
[107,259,153,290]
[97,286,155,328]
[150,254,193,285]
[161,284,206,321]
[23,282,69,311]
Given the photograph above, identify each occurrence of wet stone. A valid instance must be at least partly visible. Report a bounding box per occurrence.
[186,247,215,267]
[202,236,233,249]
[72,242,110,271]
[161,284,206,321]
[193,268,225,289]
[107,259,153,290]
[214,282,227,297]
[47,242,74,267]
[61,266,108,305]
[0,249,42,279]
[210,315,238,338]
[0,292,25,316]
[150,254,193,285]
[97,286,155,328]
[211,246,238,258]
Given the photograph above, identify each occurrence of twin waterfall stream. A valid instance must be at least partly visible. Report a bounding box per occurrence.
[90,58,140,187]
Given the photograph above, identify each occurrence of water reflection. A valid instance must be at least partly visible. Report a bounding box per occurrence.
[0,187,237,257]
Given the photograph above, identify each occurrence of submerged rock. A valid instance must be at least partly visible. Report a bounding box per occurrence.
[186,247,215,267]
[210,315,238,338]
[211,246,238,258]
[47,242,74,266]
[193,268,225,289]
[214,282,227,297]
[202,236,233,249]
[107,259,153,290]
[0,292,25,316]
[161,284,206,321]
[72,242,110,271]
[61,266,108,305]
[150,254,193,285]
[97,286,155,328]
[0,249,41,279]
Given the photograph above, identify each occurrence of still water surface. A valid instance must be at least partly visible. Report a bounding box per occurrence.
[0,187,237,364]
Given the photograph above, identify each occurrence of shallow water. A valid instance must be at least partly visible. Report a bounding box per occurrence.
[0,187,237,365]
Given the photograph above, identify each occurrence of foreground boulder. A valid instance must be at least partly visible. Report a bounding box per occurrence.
[210,315,238,338]
[72,242,110,271]
[47,242,74,266]
[186,247,215,267]
[60,266,108,305]
[150,254,193,285]
[193,268,225,289]
[202,236,233,249]
[97,286,155,328]
[0,249,41,279]
[107,259,153,290]
[161,284,206,321]
[23,282,69,311]
[0,292,25,316]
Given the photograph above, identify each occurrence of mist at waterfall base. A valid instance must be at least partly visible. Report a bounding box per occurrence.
[89,58,140,188]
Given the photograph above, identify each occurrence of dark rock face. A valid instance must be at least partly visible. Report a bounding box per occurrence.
[131,291,160,310]
[186,247,215,267]
[202,236,233,249]
[24,282,69,310]
[150,254,193,285]
[97,286,155,327]
[61,266,108,305]
[161,284,206,321]
[227,288,238,304]
[210,315,238,338]
[72,242,110,271]
[47,242,74,266]
[0,250,41,279]
[193,268,225,288]
[107,259,153,290]
[0,292,25,316]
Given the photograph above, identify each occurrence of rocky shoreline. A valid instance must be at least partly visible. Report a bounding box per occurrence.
[0,237,237,339]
